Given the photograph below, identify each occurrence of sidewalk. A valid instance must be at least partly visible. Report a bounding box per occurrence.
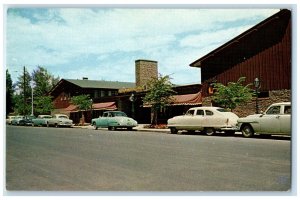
[72,124,170,133]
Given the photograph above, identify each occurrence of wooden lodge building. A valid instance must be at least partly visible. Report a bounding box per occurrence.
[190,9,291,116]
[49,60,202,124]
[49,9,291,123]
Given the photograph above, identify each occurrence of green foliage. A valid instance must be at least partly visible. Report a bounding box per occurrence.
[15,67,32,115]
[6,70,14,115]
[71,95,93,111]
[143,74,176,124]
[32,66,59,96]
[212,77,254,111]
[34,96,54,115]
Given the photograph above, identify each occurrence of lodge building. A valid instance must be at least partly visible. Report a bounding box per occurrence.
[48,9,291,123]
[190,9,291,116]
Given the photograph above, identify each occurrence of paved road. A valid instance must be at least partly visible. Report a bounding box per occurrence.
[6,126,291,191]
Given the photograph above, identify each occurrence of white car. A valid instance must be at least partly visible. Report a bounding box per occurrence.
[167,107,239,135]
[47,114,73,127]
[237,102,291,137]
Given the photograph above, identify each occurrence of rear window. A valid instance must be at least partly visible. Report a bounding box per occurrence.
[217,108,228,112]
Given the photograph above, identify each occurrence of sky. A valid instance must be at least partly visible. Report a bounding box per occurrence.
[5,7,280,85]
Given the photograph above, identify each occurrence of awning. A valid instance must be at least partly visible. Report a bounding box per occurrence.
[143,92,202,107]
[92,102,117,111]
[62,102,117,112]
[170,92,202,106]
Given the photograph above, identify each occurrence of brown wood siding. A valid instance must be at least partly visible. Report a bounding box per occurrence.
[202,20,291,97]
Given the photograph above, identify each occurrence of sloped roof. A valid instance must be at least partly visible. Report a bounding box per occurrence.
[65,79,135,89]
[190,9,291,69]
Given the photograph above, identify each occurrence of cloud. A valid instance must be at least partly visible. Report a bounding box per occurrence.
[6,8,279,84]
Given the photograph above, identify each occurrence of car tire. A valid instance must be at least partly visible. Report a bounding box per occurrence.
[241,124,254,138]
[108,126,116,131]
[170,127,178,134]
[205,127,215,136]
[93,122,98,130]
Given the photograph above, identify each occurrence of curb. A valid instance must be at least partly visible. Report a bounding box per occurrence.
[72,125,170,133]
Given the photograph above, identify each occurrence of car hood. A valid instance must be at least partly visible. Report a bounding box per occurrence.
[237,114,262,122]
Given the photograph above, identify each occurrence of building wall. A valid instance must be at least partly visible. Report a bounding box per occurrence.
[201,19,291,97]
[202,89,291,117]
[135,59,158,88]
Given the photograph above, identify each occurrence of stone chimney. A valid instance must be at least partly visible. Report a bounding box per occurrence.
[135,59,158,88]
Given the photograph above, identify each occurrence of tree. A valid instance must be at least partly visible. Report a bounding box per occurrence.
[14,67,32,115]
[212,77,254,111]
[143,74,176,125]
[34,96,54,115]
[32,66,59,96]
[71,95,93,125]
[6,70,14,115]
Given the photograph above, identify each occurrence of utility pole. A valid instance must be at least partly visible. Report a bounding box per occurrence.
[23,66,26,115]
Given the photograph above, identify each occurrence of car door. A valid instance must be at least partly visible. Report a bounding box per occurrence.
[189,109,205,129]
[280,105,291,134]
[99,113,109,127]
[259,105,281,133]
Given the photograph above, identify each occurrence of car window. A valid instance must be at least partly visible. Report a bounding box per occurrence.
[284,106,291,114]
[186,110,195,116]
[58,116,68,119]
[216,108,228,112]
[196,110,204,116]
[205,110,214,116]
[103,113,108,117]
[114,112,127,117]
[266,106,280,115]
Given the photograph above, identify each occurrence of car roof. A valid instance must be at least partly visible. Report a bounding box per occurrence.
[189,107,223,110]
[270,102,291,106]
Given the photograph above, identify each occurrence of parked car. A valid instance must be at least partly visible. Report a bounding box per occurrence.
[11,116,25,125]
[6,116,16,125]
[237,102,291,137]
[19,115,36,126]
[47,114,73,127]
[32,115,52,127]
[167,107,239,135]
[91,111,138,131]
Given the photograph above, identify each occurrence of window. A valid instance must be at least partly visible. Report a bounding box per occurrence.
[266,106,280,115]
[186,110,195,116]
[205,110,214,116]
[196,110,204,116]
[284,106,291,114]
[108,91,112,96]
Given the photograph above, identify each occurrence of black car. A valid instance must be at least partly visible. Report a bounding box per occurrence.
[19,115,36,126]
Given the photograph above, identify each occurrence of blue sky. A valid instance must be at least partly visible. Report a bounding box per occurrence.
[6,8,280,85]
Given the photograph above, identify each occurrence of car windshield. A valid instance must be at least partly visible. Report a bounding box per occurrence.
[58,116,68,119]
[43,116,52,118]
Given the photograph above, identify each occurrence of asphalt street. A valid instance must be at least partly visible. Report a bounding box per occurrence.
[6,126,291,192]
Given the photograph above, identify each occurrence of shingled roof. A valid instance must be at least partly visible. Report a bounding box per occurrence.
[64,79,136,89]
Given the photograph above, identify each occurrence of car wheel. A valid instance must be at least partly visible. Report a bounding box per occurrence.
[110,126,116,131]
[241,124,254,138]
[93,122,98,130]
[55,123,58,128]
[205,127,215,136]
[170,127,178,134]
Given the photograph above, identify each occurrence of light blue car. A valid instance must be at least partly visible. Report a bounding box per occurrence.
[91,111,138,131]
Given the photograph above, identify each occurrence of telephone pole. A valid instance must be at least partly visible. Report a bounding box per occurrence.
[23,66,26,115]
